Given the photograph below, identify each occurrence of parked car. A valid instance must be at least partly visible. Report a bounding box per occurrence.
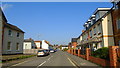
[37,49,50,57]
[54,49,57,52]
[46,49,50,55]
[50,49,55,53]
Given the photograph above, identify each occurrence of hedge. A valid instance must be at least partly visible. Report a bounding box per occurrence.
[91,47,109,60]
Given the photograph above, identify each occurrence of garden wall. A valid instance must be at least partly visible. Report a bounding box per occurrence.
[68,46,120,68]
[89,56,110,66]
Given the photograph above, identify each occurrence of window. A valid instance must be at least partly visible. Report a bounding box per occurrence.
[90,30,92,37]
[116,19,120,29]
[93,27,96,35]
[91,18,96,24]
[8,30,12,36]
[7,42,11,50]
[95,12,100,21]
[25,44,27,49]
[17,32,20,37]
[16,43,19,50]
[98,24,101,34]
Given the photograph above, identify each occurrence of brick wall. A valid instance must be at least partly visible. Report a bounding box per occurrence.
[116,61,120,68]
[68,46,120,67]
[79,55,86,59]
[89,56,110,66]
[111,4,120,46]
[72,42,77,48]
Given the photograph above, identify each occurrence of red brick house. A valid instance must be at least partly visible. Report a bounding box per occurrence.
[111,1,120,46]
[71,38,77,49]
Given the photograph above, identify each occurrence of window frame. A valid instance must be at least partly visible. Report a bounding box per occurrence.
[8,30,12,36]
[16,43,19,51]
[17,32,20,38]
[95,12,100,21]
[98,23,101,35]
[90,30,92,38]
[7,42,11,51]
[93,27,96,35]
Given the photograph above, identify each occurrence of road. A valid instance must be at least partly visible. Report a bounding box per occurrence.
[2,51,100,68]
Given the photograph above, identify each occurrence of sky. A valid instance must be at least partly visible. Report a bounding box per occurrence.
[2,2,113,45]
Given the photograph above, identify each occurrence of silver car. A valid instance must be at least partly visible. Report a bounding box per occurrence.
[37,49,49,57]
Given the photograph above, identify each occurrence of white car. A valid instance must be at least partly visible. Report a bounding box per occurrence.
[37,49,49,57]
[50,49,55,53]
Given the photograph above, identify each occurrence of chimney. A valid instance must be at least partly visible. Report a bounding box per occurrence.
[82,30,85,33]
[29,38,32,40]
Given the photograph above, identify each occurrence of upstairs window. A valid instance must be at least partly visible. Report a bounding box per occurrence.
[91,18,96,24]
[17,32,20,37]
[116,18,120,29]
[98,24,102,34]
[90,30,92,37]
[95,12,100,21]
[8,30,12,36]
[93,27,96,35]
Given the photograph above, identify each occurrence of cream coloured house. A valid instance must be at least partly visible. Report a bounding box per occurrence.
[1,8,24,54]
[23,38,36,49]
[77,8,115,50]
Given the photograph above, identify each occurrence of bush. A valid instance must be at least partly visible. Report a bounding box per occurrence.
[118,58,120,62]
[63,48,68,51]
[91,47,109,60]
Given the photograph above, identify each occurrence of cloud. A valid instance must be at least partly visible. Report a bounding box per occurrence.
[2,4,13,11]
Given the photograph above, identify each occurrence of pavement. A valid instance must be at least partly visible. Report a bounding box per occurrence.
[2,50,101,68]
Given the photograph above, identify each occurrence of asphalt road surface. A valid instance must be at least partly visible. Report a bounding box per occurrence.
[2,51,100,68]
[2,51,78,68]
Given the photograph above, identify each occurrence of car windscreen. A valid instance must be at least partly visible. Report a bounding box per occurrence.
[43,50,47,52]
[38,50,43,52]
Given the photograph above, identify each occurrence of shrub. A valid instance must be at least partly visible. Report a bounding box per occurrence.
[91,47,109,60]
[118,58,120,62]
[63,48,68,51]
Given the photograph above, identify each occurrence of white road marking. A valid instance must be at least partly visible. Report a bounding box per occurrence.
[37,56,53,68]
[67,58,76,67]
[48,56,53,61]
[48,57,51,60]
[36,61,46,68]
[7,60,29,68]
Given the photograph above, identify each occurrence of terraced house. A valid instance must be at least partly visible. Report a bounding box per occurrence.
[1,8,24,54]
[77,8,115,50]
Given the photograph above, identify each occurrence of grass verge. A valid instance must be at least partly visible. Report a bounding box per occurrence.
[2,55,36,63]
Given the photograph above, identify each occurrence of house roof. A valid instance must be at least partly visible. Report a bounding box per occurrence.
[0,8,24,33]
[4,23,24,33]
[0,8,7,22]
[24,38,34,42]
[34,41,42,42]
